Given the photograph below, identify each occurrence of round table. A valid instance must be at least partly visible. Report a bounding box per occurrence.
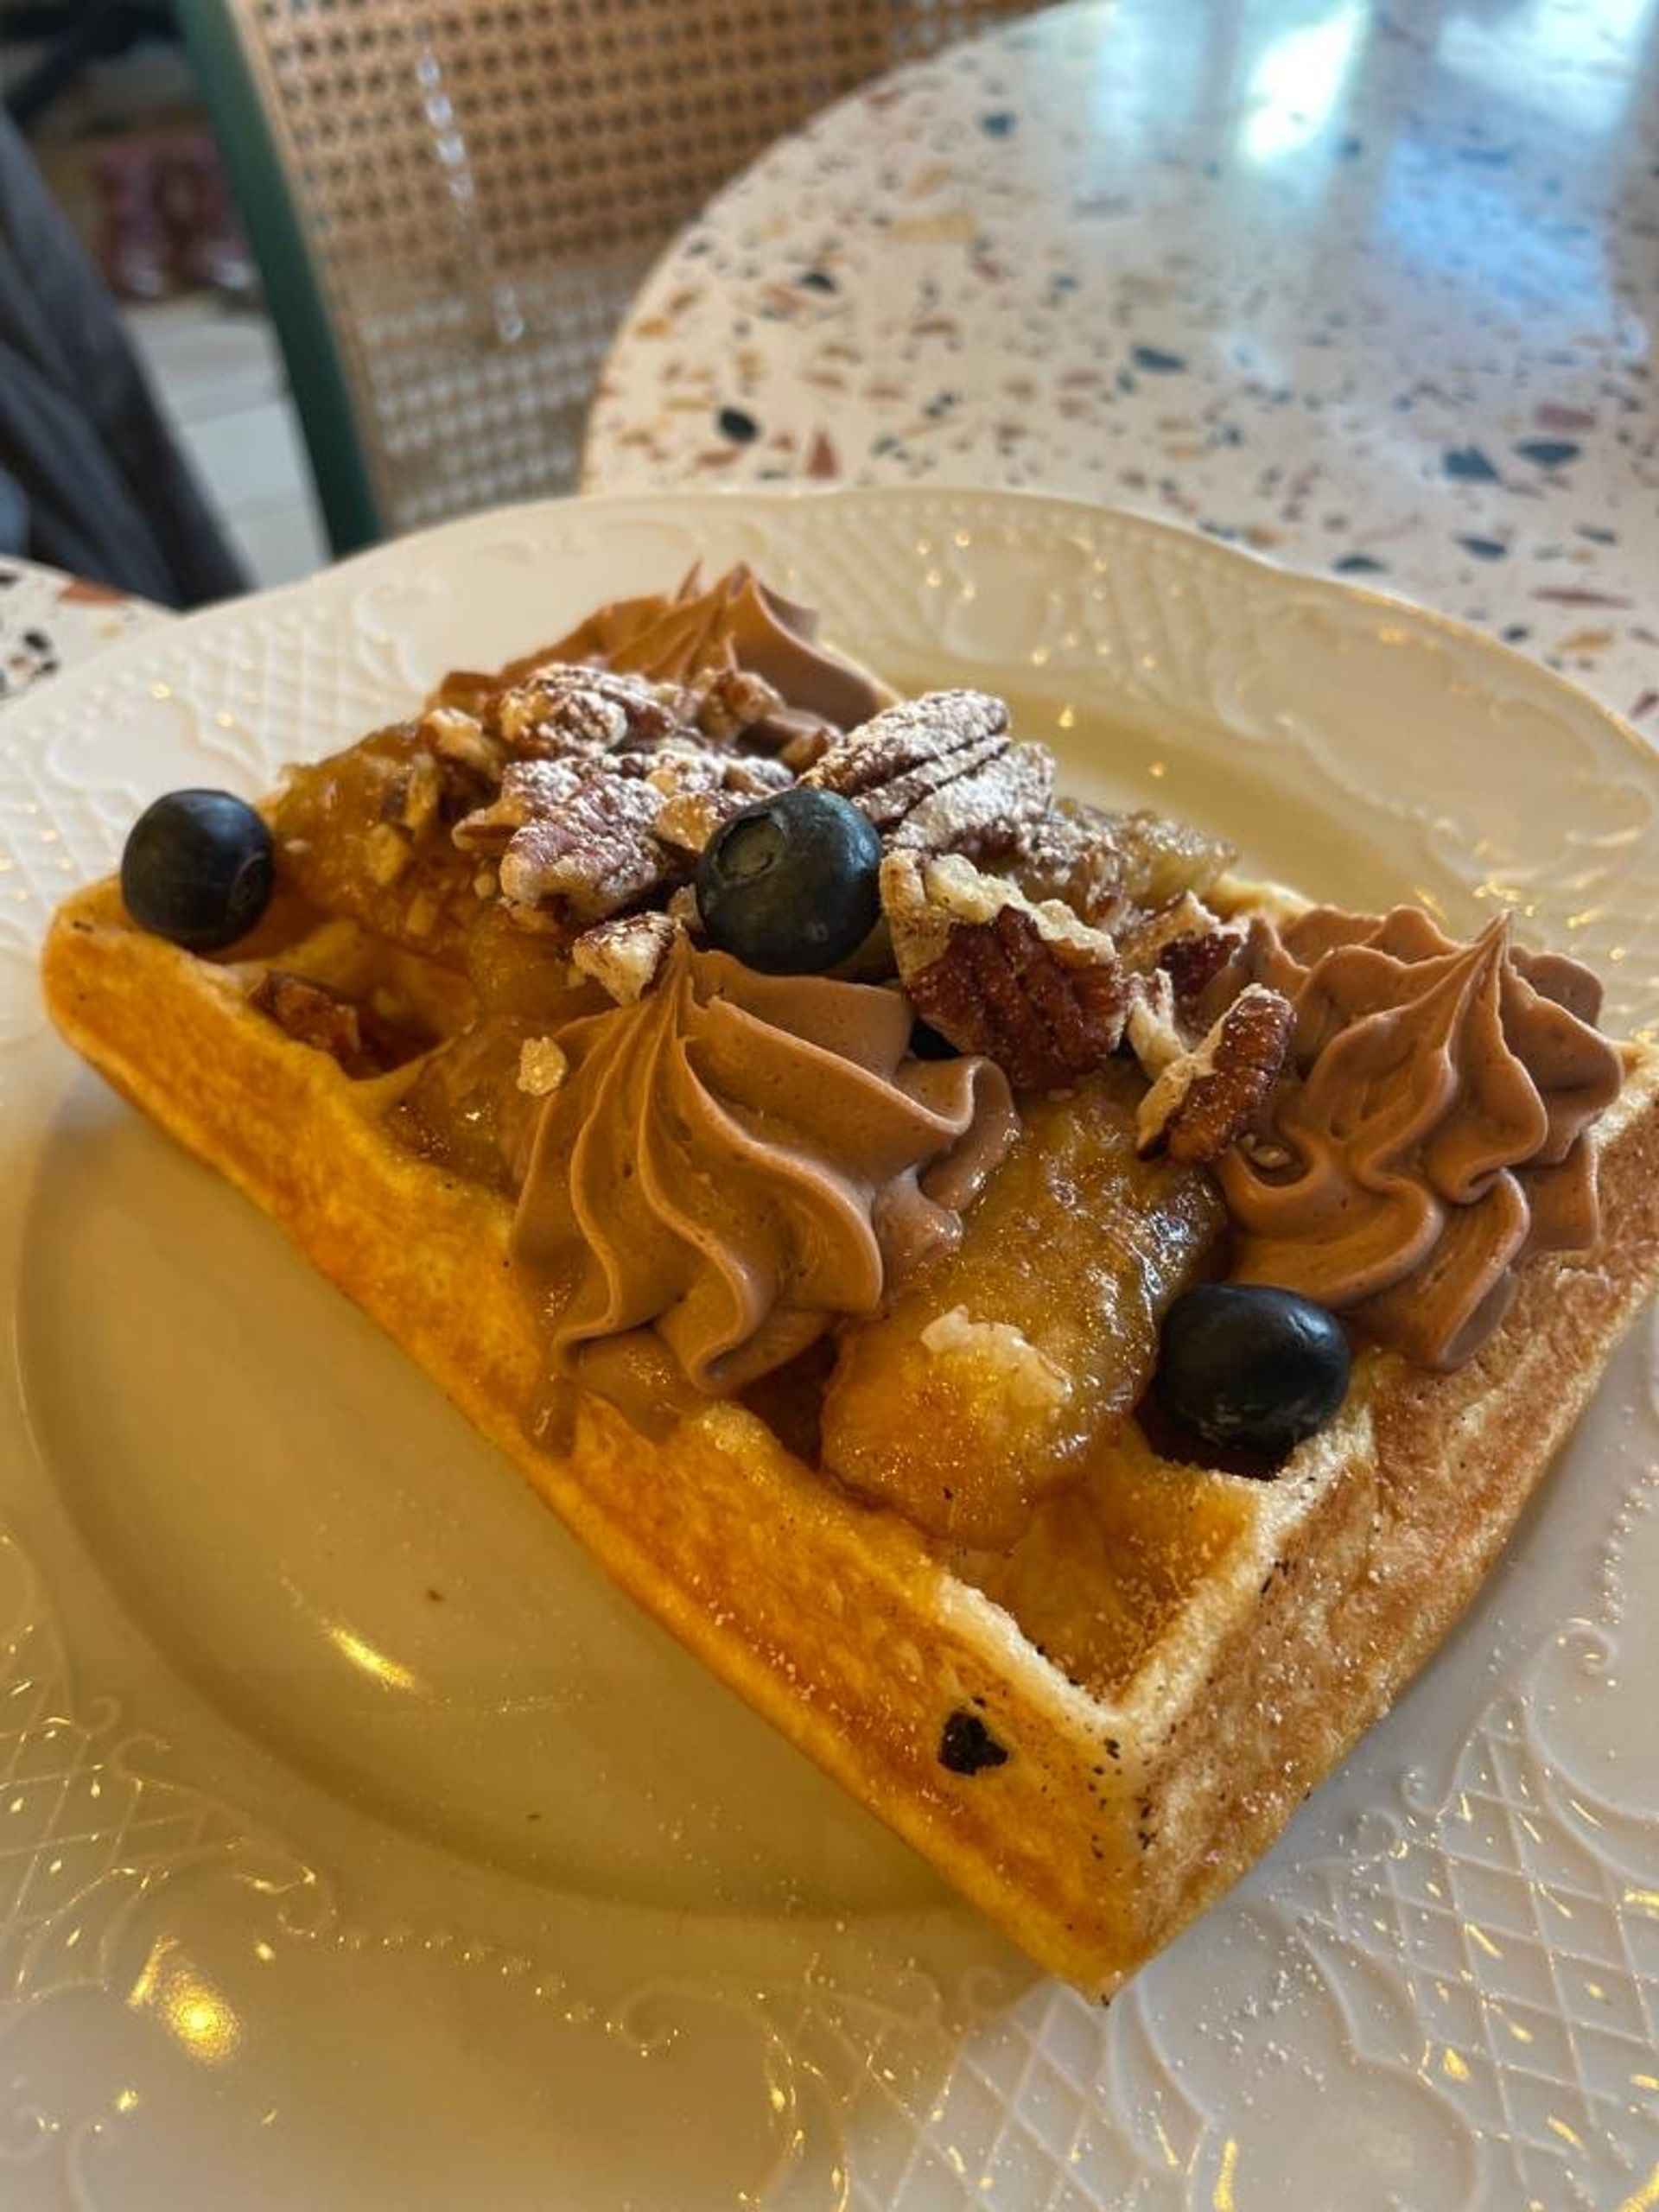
[0,557,168,704]
[582,0,1659,729]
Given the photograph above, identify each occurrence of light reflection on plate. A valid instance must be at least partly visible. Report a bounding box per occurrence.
[0,487,1653,2209]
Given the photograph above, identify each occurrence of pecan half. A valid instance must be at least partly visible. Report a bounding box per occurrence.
[1158,924,1244,1021]
[1135,982,1294,1163]
[451,759,590,856]
[496,771,671,925]
[486,664,689,760]
[884,850,1128,1091]
[804,690,1055,862]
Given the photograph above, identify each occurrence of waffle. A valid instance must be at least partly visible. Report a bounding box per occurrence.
[41,672,1659,1996]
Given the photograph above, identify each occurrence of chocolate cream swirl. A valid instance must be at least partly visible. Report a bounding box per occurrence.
[505,563,893,735]
[1217,906,1624,1369]
[512,942,1017,1393]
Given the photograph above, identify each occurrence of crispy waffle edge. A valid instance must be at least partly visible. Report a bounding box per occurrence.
[40,876,1659,1996]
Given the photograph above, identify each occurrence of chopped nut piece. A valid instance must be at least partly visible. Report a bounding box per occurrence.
[418,703,503,783]
[884,851,1128,1092]
[517,1037,569,1096]
[1159,924,1245,1021]
[654,788,734,856]
[570,911,683,1002]
[918,1306,1072,1416]
[379,752,442,837]
[1119,890,1221,971]
[717,754,795,798]
[777,717,834,772]
[363,820,412,887]
[249,969,365,1070]
[664,883,703,936]
[688,665,785,741]
[404,889,441,939]
[1135,982,1294,1162]
[1123,967,1184,1077]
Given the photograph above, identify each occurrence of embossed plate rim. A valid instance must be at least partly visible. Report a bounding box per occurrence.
[0,485,1654,2211]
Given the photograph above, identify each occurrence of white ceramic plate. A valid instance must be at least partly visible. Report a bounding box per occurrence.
[2,488,1655,2212]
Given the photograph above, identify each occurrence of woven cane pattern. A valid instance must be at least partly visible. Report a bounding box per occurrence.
[226,0,1034,533]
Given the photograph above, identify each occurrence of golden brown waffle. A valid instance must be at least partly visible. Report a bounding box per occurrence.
[42,871,1659,1994]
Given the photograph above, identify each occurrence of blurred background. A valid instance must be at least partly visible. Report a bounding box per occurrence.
[2,0,325,590]
[0,2,1031,601]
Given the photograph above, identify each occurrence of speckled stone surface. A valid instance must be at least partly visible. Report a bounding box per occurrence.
[582,0,1659,729]
[0,561,165,705]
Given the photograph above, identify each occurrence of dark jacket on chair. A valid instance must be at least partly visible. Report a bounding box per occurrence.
[0,111,245,607]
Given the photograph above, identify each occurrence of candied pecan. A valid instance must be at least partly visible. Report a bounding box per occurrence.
[1111,810,1235,907]
[884,851,1128,1092]
[649,747,791,855]
[517,1038,570,1097]
[1116,890,1244,1025]
[686,665,785,743]
[1123,966,1184,1078]
[497,772,671,925]
[451,759,590,855]
[486,664,689,760]
[1135,983,1294,1163]
[417,703,505,785]
[803,690,1054,862]
[1007,801,1127,925]
[572,911,683,1003]
[1158,924,1243,1020]
[250,969,366,1071]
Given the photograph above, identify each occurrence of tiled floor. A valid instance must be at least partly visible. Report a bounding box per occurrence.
[124,295,329,593]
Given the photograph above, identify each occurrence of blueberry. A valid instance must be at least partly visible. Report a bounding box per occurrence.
[1155,1284,1350,1460]
[696,788,881,975]
[120,789,275,951]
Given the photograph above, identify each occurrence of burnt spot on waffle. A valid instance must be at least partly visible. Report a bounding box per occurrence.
[938,1709,1010,1775]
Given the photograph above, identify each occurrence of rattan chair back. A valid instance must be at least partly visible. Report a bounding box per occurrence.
[179,0,1037,550]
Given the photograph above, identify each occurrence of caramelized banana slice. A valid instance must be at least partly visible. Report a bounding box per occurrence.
[819,1061,1224,1548]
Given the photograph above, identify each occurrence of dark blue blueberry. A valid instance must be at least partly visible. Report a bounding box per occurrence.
[979,110,1016,137]
[1132,344,1188,373]
[120,789,274,951]
[696,788,881,975]
[800,268,837,293]
[1457,536,1510,561]
[1333,553,1386,575]
[715,405,760,443]
[1155,1285,1350,1461]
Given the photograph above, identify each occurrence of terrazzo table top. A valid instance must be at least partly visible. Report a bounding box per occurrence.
[0,559,165,706]
[582,0,1659,732]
